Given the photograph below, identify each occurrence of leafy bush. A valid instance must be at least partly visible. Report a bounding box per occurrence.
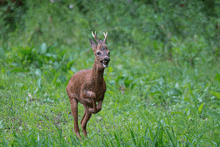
[1,0,219,63]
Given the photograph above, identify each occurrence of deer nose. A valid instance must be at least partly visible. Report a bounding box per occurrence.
[103,57,110,62]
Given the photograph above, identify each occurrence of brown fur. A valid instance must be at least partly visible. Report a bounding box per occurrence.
[66,32,110,138]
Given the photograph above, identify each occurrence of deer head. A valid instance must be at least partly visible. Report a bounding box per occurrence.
[89,31,110,70]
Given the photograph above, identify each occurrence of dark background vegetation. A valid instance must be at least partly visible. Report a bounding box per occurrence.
[1,0,220,65]
[0,0,220,146]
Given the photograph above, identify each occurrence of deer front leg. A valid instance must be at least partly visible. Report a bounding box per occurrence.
[69,98,81,139]
[89,95,104,114]
[81,104,92,137]
[81,91,97,113]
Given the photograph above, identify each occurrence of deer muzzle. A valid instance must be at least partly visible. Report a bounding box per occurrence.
[102,57,110,68]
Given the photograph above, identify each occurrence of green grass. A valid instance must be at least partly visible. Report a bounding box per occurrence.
[0,1,220,146]
[0,43,220,146]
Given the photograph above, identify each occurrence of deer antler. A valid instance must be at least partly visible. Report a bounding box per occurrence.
[92,31,99,43]
[103,32,108,43]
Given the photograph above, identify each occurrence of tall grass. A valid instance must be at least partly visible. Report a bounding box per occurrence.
[0,43,220,146]
[1,0,220,146]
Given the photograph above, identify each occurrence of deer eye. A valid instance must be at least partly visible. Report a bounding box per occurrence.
[97,52,101,55]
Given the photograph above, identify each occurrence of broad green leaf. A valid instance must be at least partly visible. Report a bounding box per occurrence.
[198,102,204,114]
[124,77,132,88]
[210,91,220,99]
[168,88,182,96]
[68,70,74,76]
[115,75,124,84]
[39,42,47,54]
[214,73,220,83]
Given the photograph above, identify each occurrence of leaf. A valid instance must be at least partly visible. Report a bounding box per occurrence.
[166,129,175,146]
[124,77,132,88]
[39,42,47,54]
[168,88,182,96]
[68,70,74,76]
[44,53,57,58]
[11,67,27,73]
[53,73,59,85]
[129,128,136,146]
[66,60,75,70]
[114,132,121,147]
[115,75,124,84]
[214,73,220,83]
[35,69,42,76]
[198,102,204,114]
[150,91,162,97]
[37,78,42,89]
[210,91,220,99]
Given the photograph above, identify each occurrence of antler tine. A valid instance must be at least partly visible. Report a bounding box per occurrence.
[92,31,99,43]
[92,31,96,38]
[103,32,108,43]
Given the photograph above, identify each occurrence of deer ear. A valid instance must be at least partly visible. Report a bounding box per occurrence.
[89,39,97,51]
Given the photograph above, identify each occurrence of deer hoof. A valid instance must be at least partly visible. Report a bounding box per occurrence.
[76,133,81,139]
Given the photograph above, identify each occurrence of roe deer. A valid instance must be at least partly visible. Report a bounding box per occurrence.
[66,32,110,138]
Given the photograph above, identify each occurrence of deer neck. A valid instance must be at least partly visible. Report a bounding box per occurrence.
[91,59,104,86]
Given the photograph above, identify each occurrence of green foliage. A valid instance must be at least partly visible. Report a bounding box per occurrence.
[1,0,220,63]
[1,45,220,146]
[0,0,220,146]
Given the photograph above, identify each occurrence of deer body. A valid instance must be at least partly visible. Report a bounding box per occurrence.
[66,32,110,138]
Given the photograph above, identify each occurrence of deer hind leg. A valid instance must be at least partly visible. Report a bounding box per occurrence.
[81,104,92,137]
[80,110,85,125]
[70,97,81,139]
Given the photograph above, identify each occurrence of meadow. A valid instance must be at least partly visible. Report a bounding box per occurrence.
[0,0,220,146]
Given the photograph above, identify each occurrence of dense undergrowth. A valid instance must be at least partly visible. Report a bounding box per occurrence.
[1,43,220,146]
[1,0,220,146]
